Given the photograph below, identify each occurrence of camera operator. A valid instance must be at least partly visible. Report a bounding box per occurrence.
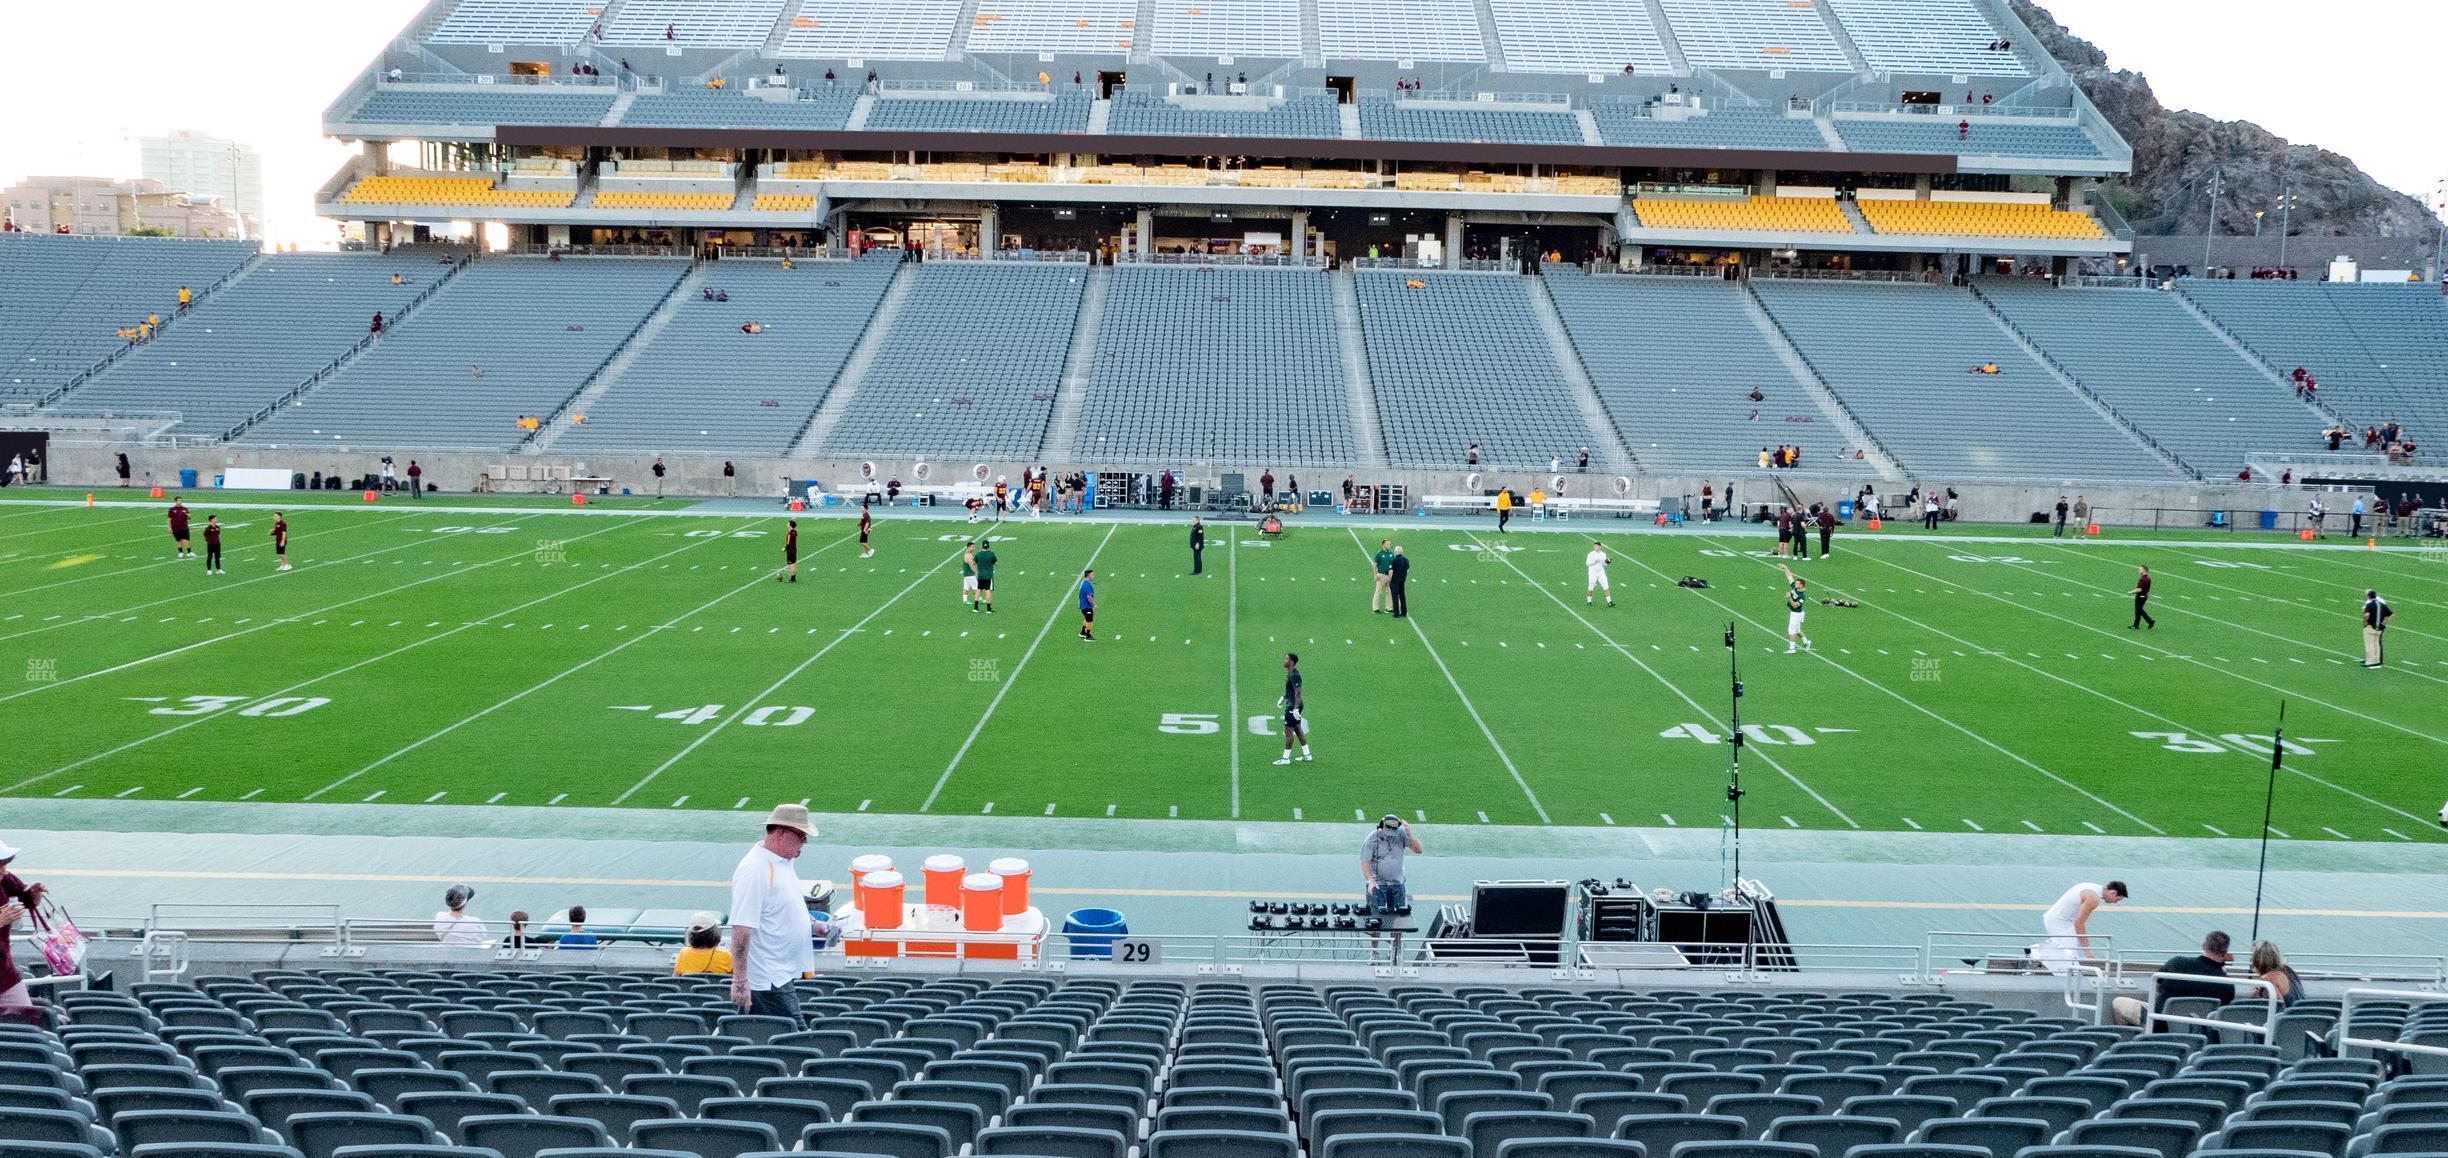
[1362,815,1422,912]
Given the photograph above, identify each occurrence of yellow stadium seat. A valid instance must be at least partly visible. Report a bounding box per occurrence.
[590,191,734,211]
[340,175,577,209]
[1858,200,2105,240]
[753,195,818,212]
[1634,195,1852,233]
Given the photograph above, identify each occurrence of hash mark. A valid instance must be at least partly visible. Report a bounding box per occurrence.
[2323,827,2351,840]
[2021,820,2043,832]
[1781,816,1798,828]
[671,796,689,808]
[2203,823,2228,836]
[2083,821,2104,833]
[548,793,567,805]
[486,793,506,804]
[1660,813,1677,826]
[1962,819,1984,831]
[982,802,994,814]
[53,784,83,797]
[1599,813,1615,825]
[1902,818,1922,830]
[425,791,446,803]
[362,790,384,802]
[239,789,263,800]
[858,799,871,811]
[116,786,143,798]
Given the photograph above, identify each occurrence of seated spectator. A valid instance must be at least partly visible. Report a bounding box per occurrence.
[432,885,486,947]
[715,290,729,302]
[1747,387,1766,403]
[2111,930,2232,1027]
[557,906,600,949]
[674,913,733,975]
[741,321,764,334]
[702,286,716,301]
[2237,467,2252,482]
[506,910,530,950]
[2251,939,2303,1008]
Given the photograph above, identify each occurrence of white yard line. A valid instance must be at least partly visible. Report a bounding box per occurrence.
[8,524,713,795]
[1470,531,1854,829]
[922,526,1118,812]
[0,508,161,543]
[1672,536,2164,834]
[0,511,432,644]
[622,541,969,806]
[308,528,862,803]
[1228,525,1241,819]
[2020,543,2448,689]
[1356,529,1550,823]
[1854,546,2448,830]
[0,515,620,707]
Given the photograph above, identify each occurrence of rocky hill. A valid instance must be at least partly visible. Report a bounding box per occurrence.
[2010,0,2436,239]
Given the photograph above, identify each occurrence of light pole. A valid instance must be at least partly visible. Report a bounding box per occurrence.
[2275,151,2298,275]
[2202,170,2221,275]
[2254,210,2265,237]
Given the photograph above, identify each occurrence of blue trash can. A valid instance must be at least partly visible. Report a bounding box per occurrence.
[1063,908,1127,959]
[2259,510,2278,531]
[1837,499,1854,520]
[178,468,198,489]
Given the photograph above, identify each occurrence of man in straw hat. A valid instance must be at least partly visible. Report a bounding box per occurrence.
[729,804,816,1022]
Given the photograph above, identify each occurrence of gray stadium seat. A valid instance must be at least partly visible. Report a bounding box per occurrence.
[976,1126,1135,1158]
[1147,1129,1303,1158]
[629,1118,782,1158]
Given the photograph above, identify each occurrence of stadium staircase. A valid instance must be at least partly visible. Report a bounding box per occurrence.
[218,252,477,445]
[1836,200,1875,235]
[1470,0,1506,71]
[792,260,919,456]
[1528,278,1640,472]
[949,0,983,56]
[1967,282,2203,481]
[1299,0,1323,66]
[847,94,876,131]
[1338,103,1360,139]
[1811,2,1871,72]
[527,264,706,453]
[1736,280,1904,480]
[605,89,639,126]
[1328,270,1391,469]
[1640,0,1689,72]
[1574,109,1603,147]
[1086,99,1113,134]
[1039,264,1113,460]
[39,246,267,410]
[2167,288,2352,430]
[1811,118,1847,152]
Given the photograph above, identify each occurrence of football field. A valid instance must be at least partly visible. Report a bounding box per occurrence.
[3,493,2445,844]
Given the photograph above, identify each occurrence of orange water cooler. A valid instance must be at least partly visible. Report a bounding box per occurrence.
[922,855,967,909]
[961,873,1016,959]
[990,857,1032,916]
[848,870,905,957]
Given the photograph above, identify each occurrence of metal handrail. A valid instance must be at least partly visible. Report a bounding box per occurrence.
[223,251,475,443]
[1739,279,1906,474]
[40,246,266,408]
[1966,279,2200,480]
[2335,987,2448,1060]
[2062,964,2108,1023]
[2147,969,2279,1038]
[525,259,696,443]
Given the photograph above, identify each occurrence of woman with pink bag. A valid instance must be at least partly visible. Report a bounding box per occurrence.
[0,839,53,1026]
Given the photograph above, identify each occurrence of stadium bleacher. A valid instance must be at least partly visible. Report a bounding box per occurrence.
[339,175,576,210]
[1591,106,1835,151]
[240,258,688,451]
[816,262,1089,460]
[861,91,1094,135]
[1355,271,1610,469]
[1072,266,1359,466]
[776,0,965,59]
[616,88,861,130]
[0,966,2390,1158]
[965,0,1139,53]
[1150,0,1305,59]
[51,256,433,438]
[1833,118,2104,160]
[334,87,617,130]
[1823,0,2029,76]
[1634,196,1853,235]
[1490,0,1675,75]
[1107,94,1344,139]
[2180,281,2448,441]
[1356,100,1584,146]
[1750,279,2181,480]
[1546,274,1874,476]
[1316,0,1487,61]
[426,0,598,44]
[0,234,255,403]
[1979,279,2323,475]
[1655,0,1852,71]
[599,0,793,48]
[557,256,901,455]
[589,191,738,212]
[1856,200,2103,240]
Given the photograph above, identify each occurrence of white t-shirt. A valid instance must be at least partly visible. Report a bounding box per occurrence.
[1585,548,1607,570]
[432,911,488,948]
[2044,882,2101,932]
[731,843,815,990]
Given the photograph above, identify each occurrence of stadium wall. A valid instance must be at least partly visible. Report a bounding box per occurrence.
[52,447,2347,528]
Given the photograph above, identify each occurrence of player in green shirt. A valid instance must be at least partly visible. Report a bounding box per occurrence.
[960,541,978,608]
[1370,538,1395,614]
[972,541,999,614]
[1781,562,1811,654]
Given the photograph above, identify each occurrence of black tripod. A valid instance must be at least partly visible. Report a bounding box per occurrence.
[1724,621,1746,885]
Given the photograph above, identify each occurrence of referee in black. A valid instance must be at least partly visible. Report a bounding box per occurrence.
[2128,564,2154,629]
[1388,545,1410,617]
[1190,518,1205,575]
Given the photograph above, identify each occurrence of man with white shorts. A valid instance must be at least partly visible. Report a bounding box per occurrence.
[960,542,980,607]
[2031,879,2125,972]
[1781,563,1811,653]
[1585,541,1612,606]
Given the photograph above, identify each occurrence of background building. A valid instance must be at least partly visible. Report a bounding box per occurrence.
[2,175,246,237]
[138,129,265,238]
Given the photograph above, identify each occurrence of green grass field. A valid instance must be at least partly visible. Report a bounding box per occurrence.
[3,493,2446,843]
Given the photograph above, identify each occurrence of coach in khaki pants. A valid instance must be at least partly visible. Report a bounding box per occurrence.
[2363,589,2393,668]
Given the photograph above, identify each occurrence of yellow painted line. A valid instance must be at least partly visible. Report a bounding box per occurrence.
[44,554,101,570]
[19,866,2448,920]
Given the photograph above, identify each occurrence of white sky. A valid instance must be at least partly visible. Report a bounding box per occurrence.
[0,0,2439,243]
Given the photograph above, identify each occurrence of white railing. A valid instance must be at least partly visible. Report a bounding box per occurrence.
[2147,970,2280,1039]
[2335,988,2448,1062]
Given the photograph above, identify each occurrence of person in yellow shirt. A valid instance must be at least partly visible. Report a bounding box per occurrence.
[1494,486,1513,533]
[673,912,733,975]
[177,285,192,313]
[1528,487,1547,514]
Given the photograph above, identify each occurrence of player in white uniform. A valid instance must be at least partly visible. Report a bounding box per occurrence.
[1585,542,1612,606]
[2031,879,2125,971]
[1781,563,1810,653]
